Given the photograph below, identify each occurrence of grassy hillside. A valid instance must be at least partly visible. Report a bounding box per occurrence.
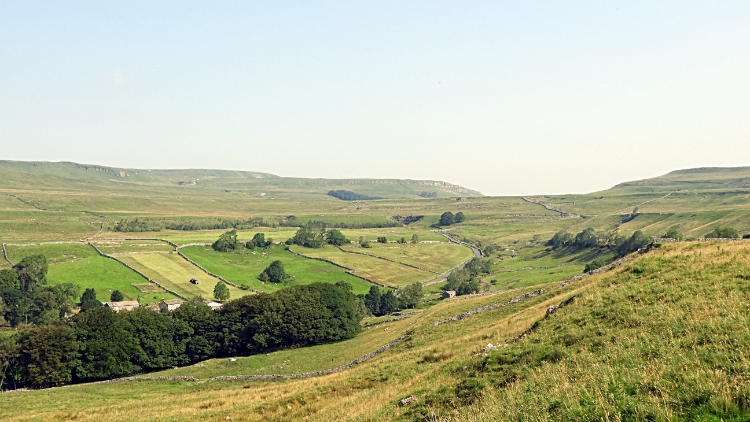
[610,166,750,193]
[0,160,482,200]
[3,241,748,421]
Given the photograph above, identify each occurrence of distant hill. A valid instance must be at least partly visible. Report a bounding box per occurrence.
[606,166,750,193]
[0,160,483,199]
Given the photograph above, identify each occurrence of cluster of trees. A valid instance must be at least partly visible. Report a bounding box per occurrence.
[663,228,684,241]
[327,190,383,201]
[439,211,465,226]
[548,228,653,258]
[705,227,739,239]
[114,217,272,232]
[0,256,81,327]
[259,260,287,284]
[286,227,349,248]
[362,282,423,316]
[212,230,274,253]
[277,216,400,229]
[212,229,241,252]
[419,192,437,198]
[0,283,361,389]
[444,257,493,295]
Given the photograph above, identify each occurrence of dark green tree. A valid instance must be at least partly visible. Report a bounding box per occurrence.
[212,229,240,252]
[549,231,574,249]
[454,212,465,223]
[398,282,423,309]
[110,290,124,302]
[705,227,739,239]
[615,231,652,257]
[411,234,419,244]
[80,288,101,311]
[121,307,192,370]
[364,286,382,315]
[13,255,48,293]
[0,269,19,290]
[19,325,79,386]
[172,298,221,362]
[213,281,230,302]
[379,291,399,315]
[663,228,683,241]
[325,229,349,246]
[439,212,455,226]
[260,260,287,284]
[377,236,387,243]
[249,232,268,249]
[72,307,141,381]
[291,226,326,248]
[574,228,599,249]
[584,258,607,273]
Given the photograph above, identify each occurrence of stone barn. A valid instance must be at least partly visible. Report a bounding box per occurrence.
[442,290,456,299]
[102,301,139,312]
[159,299,184,311]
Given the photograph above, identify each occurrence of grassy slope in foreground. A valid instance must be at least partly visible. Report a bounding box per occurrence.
[455,241,750,421]
[179,245,374,295]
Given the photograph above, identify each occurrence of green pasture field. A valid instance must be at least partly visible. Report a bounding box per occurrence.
[92,240,175,254]
[484,264,586,290]
[0,209,104,242]
[486,245,604,272]
[4,243,176,303]
[178,245,374,295]
[339,242,473,274]
[292,246,432,288]
[117,253,250,300]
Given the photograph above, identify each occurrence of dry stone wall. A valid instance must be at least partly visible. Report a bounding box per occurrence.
[207,336,406,382]
[334,245,438,274]
[87,242,187,300]
[557,256,630,289]
[287,247,394,289]
[431,289,546,327]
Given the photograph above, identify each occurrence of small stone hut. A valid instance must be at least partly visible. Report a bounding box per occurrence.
[102,301,139,312]
[442,290,456,299]
[159,299,184,311]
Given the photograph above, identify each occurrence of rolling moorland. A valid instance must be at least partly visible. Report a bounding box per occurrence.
[2,161,750,421]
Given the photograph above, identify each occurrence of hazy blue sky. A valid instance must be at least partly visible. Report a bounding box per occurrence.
[1,1,748,196]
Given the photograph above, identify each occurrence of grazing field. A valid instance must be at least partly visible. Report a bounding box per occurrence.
[483,264,586,290]
[0,209,104,242]
[293,246,433,287]
[179,245,374,295]
[92,240,175,254]
[118,253,249,300]
[4,243,175,302]
[339,242,473,274]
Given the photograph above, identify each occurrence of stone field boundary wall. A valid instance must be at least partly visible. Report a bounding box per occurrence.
[286,247,394,289]
[207,336,407,382]
[3,194,108,240]
[334,245,439,274]
[431,289,546,327]
[87,242,188,300]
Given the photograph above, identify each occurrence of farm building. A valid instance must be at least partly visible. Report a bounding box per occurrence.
[205,301,223,310]
[159,299,184,311]
[441,290,456,299]
[102,301,140,312]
